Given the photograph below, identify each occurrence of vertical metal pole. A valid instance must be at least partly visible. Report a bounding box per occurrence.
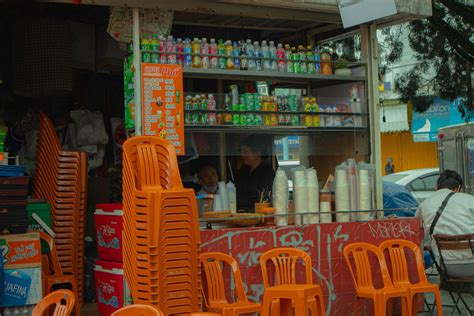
[217,79,227,182]
[133,8,142,136]
[361,23,383,217]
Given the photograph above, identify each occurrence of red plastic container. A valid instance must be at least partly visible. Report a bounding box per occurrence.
[94,203,123,262]
[94,260,125,316]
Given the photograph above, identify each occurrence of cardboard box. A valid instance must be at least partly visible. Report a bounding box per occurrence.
[0,232,42,307]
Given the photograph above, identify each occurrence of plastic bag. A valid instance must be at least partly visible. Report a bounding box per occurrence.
[71,110,109,146]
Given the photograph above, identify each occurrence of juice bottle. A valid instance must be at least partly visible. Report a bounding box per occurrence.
[233,41,241,70]
[291,47,300,73]
[183,38,192,67]
[201,38,210,69]
[217,39,226,69]
[312,97,320,127]
[304,97,312,126]
[321,49,332,75]
[298,45,307,74]
[226,40,235,69]
[151,35,159,64]
[284,44,293,73]
[192,38,202,68]
[166,35,176,64]
[159,36,167,64]
[176,38,184,65]
[269,41,277,71]
[209,38,218,69]
[207,94,217,125]
[306,45,316,74]
[276,43,285,72]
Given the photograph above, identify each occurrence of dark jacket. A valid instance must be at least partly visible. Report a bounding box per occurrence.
[235,162,275,212]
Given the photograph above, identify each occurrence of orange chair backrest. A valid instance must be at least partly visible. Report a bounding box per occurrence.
[379,239,428,286]
[343,242,394,292]
[259,248,313,288]
[32,289,75,316]
[201,252,248,306]
[111,304,164,316]
[37,231,63,277]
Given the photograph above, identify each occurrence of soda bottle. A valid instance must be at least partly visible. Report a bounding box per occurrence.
[201,38,210,69]
[276,43,285,72]
[298,45,307,73]
[312,97,320,127]
[269,41,278,71]
[233,41,241,70]
[306,45,316,74]
[141,35,151,63]
[246,39,256,71]
[284,44,293,73]
[192,38,202,68]
[240,40,248,70]
[261,40,270,71]
[159,35,167,64]
[166,35,177,64]
[217,39,226,69]
[200,94,207,124]
[151,35,159,64]
[209,38,218,69]
[321,48,332,75]
[254,41,262,71]
[207,94,217,125]
[226,40,235,69]
[176,38,184,65]
[291,47,300,73]
[183,38,192,67]
[185,96,192,125]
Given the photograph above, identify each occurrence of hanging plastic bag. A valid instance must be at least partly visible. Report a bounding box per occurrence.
[71,110,109,146]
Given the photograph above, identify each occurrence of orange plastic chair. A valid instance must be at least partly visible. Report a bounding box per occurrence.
[37,231,80,316]
[111,304,164,316]
[32,289,75,316]
[201,252,261,315]
[343,242,411,316]
[259,247,325,316]
[380,239,443,316]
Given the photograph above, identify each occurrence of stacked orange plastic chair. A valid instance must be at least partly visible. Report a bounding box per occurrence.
[122,136,202,315]
[32,112,87,308]
[259,248,325,316]
[111,304,164,316]
[201,252,261,315]
[32,289,75,316]
[343,242,411,315]
[380,240,443,316]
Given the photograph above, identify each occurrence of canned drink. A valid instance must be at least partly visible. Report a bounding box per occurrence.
[253,94,262,111]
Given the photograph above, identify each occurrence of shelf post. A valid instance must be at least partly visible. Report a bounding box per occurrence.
[361,23,383,218]
[217,79,227,182]
[133,7,142,136]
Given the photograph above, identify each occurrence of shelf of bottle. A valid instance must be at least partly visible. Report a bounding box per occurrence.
[182,67,366,86]
[184,109,369,116]
[184,124,367,135]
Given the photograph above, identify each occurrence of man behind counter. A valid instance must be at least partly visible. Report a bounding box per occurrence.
[235,135,275,212]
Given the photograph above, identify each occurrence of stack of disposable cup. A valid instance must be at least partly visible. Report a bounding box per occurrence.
[213,193,223,211]
[272,169,289,226]
[346,159,359,221]
[335,169,351,222]
[320,196,332,223]
[359,169,371,221]
[218,181,229,210]
[293,169,308,225]
[305,168,319,224]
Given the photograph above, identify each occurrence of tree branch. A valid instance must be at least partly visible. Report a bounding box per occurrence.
[438,0,474,27]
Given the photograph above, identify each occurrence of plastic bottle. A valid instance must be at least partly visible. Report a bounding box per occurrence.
[321,48,332,75]
[233,41,241,70]
[314,46,321,74]
[269,41,278,71]
[291,47,300,73]
[246,39,256,71]
[151,35,159,64]
[201,38,210,69]
[276,43,285,72]
[227,182,237,213]
[166,35,177,64]
[306,45,316,74]
[284,44,293,73]
[207,94,217,125]
[176,38,184,65]
[254,41,262,71]
[192,38,202,68]
[298,45,307,73]
[217,39,227,69]
[209,38,218,69]
[240,40,248,70]
[159,35,167,64]
[141,35,151,63]
[261,40,270,71]
[226,40,235,69]
[183,38,193,67]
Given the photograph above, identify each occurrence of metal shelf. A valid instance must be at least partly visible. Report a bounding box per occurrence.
[185,124,367,135]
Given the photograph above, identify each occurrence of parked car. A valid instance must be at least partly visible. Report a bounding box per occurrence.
[383,168,440,203]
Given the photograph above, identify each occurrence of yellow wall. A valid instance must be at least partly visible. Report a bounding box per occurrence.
[381,132,438,175]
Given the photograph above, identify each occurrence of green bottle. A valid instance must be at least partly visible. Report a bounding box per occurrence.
[291,47,300,73]
[218,39,227,70]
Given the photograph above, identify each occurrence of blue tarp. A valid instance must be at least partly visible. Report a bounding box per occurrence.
[383,181,419,217]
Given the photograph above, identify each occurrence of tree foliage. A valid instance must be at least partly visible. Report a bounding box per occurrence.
[384,0,473,115]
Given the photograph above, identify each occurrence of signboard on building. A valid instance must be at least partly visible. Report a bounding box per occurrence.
[141,64,184,155]
[412,97,465,142]
[338,0,397,28]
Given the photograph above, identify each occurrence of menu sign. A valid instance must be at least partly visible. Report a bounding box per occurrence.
[141,64,184,155]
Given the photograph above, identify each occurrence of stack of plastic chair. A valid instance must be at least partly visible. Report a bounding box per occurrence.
[32,112,87,308]
[122,136,202,315]
[32,289,75,316]
[111,304,164,316]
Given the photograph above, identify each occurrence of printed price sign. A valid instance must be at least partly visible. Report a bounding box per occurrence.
[141,64,184,155]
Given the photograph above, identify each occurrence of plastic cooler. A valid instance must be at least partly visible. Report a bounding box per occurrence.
[94,260,128,316]
[94,203,123,262]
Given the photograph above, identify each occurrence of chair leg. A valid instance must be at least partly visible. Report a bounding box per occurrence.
[374,298,386,316]
[270,299,281,316]
[318,294,326,316]
[433,289,443,316]
[353,297,359,316]
[411,293,418,316]
[386,297,393,316]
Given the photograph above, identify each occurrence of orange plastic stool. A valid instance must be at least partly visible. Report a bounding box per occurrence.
[380,239,443,316]
[32,289,75,316]
[201,252,261,316]
[343,242,411,316]
[260,248,325,316]
[111,304,164,316]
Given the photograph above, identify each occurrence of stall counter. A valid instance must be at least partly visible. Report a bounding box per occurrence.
[200,217,423,315]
